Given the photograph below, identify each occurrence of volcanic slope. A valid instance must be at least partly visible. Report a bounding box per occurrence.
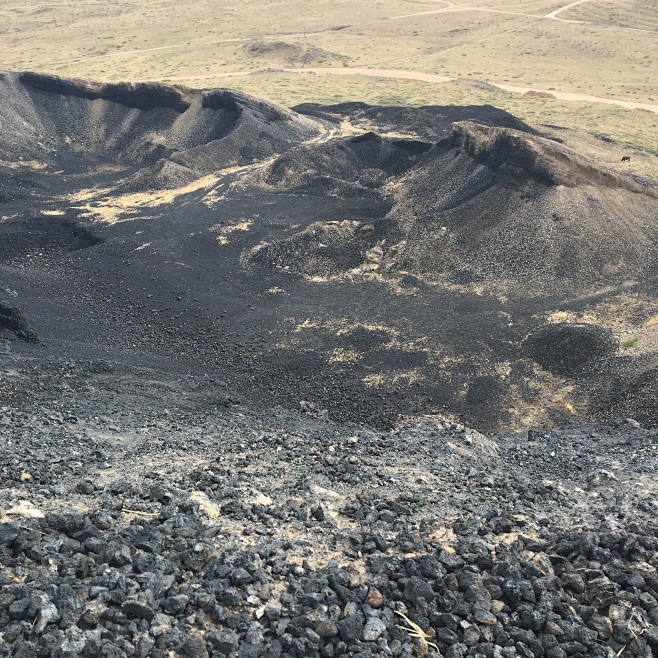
[0,71,657,432]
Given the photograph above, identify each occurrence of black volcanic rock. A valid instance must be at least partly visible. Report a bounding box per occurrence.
[0,303,36,342]
[0,360,658,657]
[0,70,656,433]
[19,71,192,112]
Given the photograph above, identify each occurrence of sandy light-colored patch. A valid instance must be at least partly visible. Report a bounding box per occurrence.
[363,368,426,387]
[212,219,253,245]
[1,160,47,170]
[329,347,362,364]
[189,490,221,520]
[68,173,220,224]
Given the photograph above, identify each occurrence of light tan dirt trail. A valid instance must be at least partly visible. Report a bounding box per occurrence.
[175,66,657,115]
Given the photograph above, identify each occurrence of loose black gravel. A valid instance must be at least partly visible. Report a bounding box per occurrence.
[1,358,658,658]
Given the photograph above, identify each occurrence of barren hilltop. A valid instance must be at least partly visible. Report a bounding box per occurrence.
[1,72,658,658]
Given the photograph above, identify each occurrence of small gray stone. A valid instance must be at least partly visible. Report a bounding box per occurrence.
[378,509,396,523]
[463,624,480,647]
[474,608,498,625]
[8,598,30,620]
[74,479,96,494]
[231,567,252,586]
[588,576,619,609]
[34,602,60,634]
[111,544,132,567]
[208,629,239,655]
[363,617,387,641]
[446,643,467,658]
[404,576,435,605]
[180,632,209,658]
[164,594,189,615]
[337,615,364,642]
[135,634,156,658]
[437,627,459,644]
[315,621,338,638]
[81,600,106,626]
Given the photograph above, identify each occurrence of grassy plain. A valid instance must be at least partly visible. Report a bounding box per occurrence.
[2,0,657,163]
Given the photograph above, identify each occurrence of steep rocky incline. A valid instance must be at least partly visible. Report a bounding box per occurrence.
[1,359,658,658]
[0,71,320,188]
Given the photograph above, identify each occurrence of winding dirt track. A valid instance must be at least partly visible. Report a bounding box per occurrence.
[283,67,454,85]
[46,0,656,70]
[544,0,592,20]
[279,68,658,114]
[161,66,658,115]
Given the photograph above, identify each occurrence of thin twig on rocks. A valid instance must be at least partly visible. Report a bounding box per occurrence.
[120,507,158,516]
[395,610,440,653]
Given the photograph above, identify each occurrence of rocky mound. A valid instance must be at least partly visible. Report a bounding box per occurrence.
[0,71,319,187]
[524,323,617,376]
[450,122,654,194]
[243,41,346,66]
[293,102,540,142]
[254,121,658,287]
[393,122,658,285]
[0,214,102,264]
[595,364,658,429]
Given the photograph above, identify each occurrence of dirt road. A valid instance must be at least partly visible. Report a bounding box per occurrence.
[280,67,658,114]
[544,0,592,20]
[148,65,658,115]
[283,67,454,84]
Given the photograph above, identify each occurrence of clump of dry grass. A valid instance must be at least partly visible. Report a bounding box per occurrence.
[395,610,440,655]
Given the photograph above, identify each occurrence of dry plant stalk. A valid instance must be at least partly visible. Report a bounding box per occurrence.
[121,507,159,517]
[395,610,440,654]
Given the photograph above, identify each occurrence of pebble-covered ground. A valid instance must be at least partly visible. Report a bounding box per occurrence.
[1,357,658,658]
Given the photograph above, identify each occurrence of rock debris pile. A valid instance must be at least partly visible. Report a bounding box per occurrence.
[4,497,658,658]
[1,362,657,658]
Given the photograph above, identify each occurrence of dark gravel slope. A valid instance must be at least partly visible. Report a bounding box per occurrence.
[1,357,658,658]
[0,72,656,431]
[0,71,657,655]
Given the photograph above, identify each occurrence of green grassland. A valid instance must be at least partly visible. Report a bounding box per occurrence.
[2,0,657,171]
